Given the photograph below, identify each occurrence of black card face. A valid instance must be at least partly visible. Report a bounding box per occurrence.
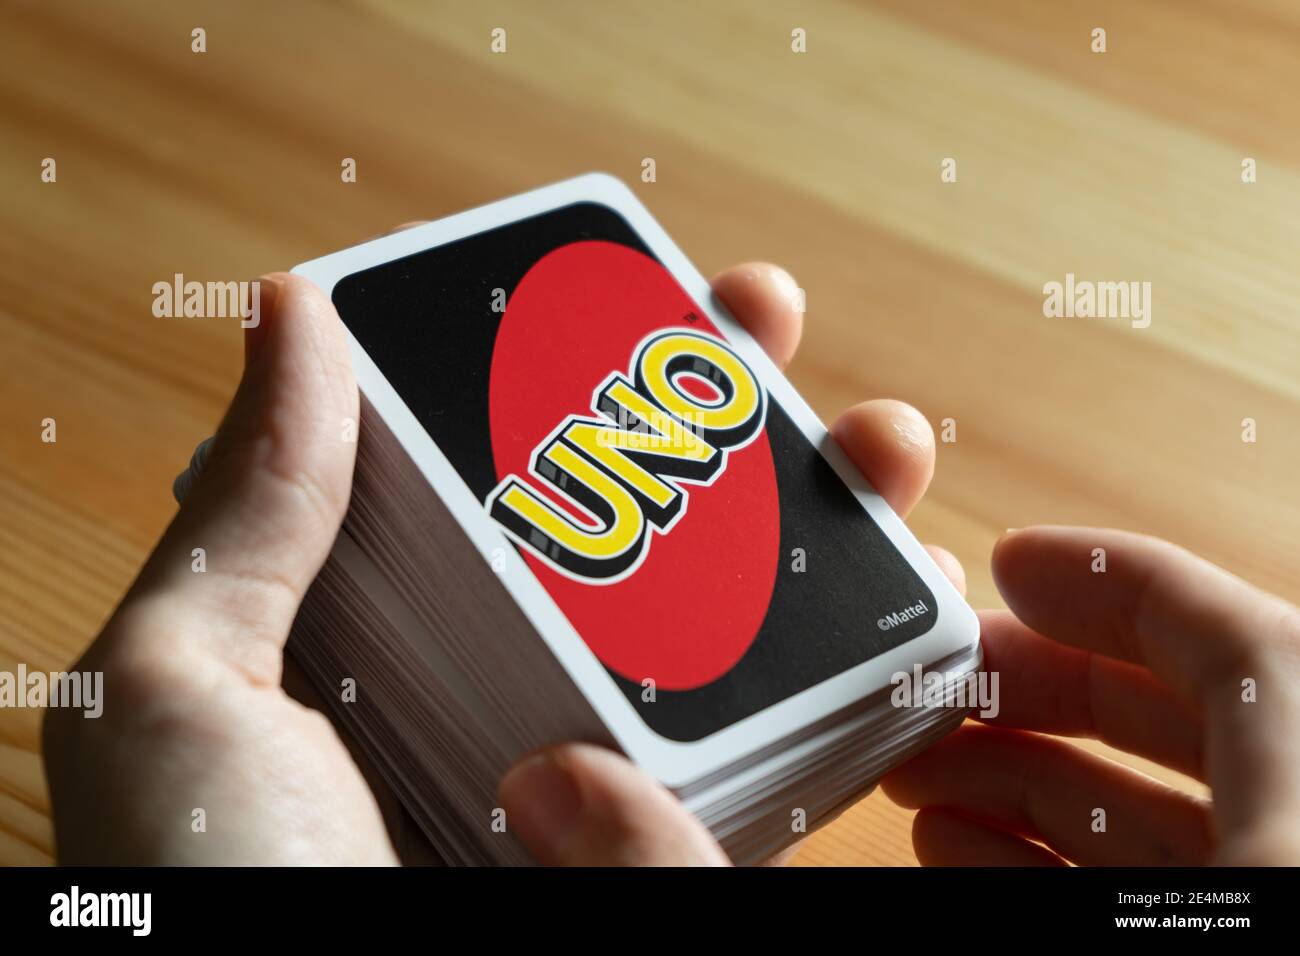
[332,202,938,742]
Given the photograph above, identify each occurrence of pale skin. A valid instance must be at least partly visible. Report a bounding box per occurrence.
[43,236,1300,866]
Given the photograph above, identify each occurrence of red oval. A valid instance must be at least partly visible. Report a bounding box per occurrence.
[488,240,779,690]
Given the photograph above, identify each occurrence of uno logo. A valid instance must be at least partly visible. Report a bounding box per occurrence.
[487,329,767,583]
[486,239,780,690]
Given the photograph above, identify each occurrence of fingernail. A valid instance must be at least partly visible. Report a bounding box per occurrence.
[172,436,216,504]
[500,751,583,860]
[244,275,283,364]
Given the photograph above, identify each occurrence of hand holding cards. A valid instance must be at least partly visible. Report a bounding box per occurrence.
[289,174,981,864]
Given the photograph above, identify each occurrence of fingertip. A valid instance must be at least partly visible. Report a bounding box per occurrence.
[880,743,940,807]
[244,271,331,363]
[880,723,983,809]
[272,271,335,318]
[243,273,285,366]
[831,399,935,518]
[990,525,1102,610]
[832,399,934,467]
[498,747,584,864]
[911,807,966,866]
[256,272,354,386]
[990,525,1060,590]
[500,743,729,866]
[361,220,431,242]
[925,544,967,596]
[879,764,919,808]
[711,262,803,368]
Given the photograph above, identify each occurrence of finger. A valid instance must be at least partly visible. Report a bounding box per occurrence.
[882,723,1213,866]
[359,220,431,243]
[992,527,1297,689]
[831,400,935,518]
[912,807,1067,866]
[977,610,1203,778]
[992,526,1300,838]
[499,743,730,866]
[759,840,805,866]
[926,544,966,596]
[107,273,358,683]
[711,262,803,369]
[205,220,430,466]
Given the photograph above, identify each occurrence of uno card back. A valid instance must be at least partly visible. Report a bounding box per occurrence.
[328,199,941,742]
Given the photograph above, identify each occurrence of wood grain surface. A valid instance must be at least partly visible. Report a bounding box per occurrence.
[1,0,1296,867]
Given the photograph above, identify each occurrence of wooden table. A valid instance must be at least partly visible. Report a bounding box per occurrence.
[2,0,1296,866]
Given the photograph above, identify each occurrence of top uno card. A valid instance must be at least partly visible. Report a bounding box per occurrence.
[294,174,978,784]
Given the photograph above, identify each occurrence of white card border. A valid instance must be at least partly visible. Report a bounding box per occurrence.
[293,172,980,788]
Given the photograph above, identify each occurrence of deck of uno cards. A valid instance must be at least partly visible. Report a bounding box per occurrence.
[289,173,981,864]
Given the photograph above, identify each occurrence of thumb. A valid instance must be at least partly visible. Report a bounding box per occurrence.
[105,273,357,682]
[499,743,730,866]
